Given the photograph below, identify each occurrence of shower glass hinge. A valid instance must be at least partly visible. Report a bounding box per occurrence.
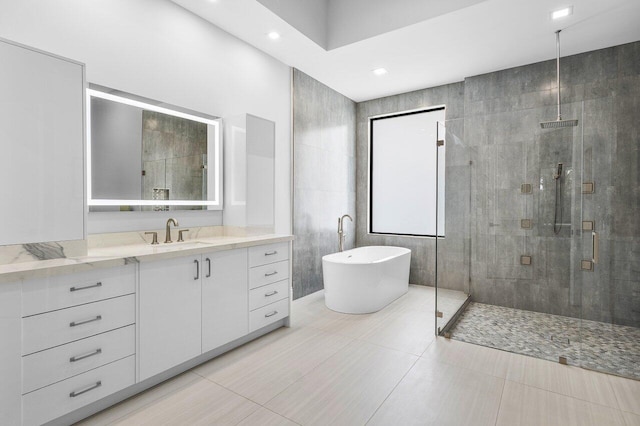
[559,356,568,365]
[582,182,595,194]
[521,183,532,194]
[582,221,595,231]
[436,311,443,318]
[581,260,594,271]
[437,140,445,147]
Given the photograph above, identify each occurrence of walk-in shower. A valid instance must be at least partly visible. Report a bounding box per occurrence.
[435,94,640,380]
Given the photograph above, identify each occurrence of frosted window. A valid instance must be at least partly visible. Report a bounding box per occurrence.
[369,107,445,237]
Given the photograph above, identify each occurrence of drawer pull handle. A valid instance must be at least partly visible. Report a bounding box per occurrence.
[70,348,102,363]
[265,251,278,256]
[265,290,279,297]
[69,381,102,398]
[265,310,278,318]
[194,259,200,281]
[206,258,211,278]
[70,282,102,292]
[264,271,278,277]
[69,315,102,327]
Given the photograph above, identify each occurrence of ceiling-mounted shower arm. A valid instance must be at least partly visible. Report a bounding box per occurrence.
[555,30,562,121]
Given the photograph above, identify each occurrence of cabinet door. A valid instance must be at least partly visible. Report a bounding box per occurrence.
[0,40,84,245]
[202,249,248,353]
[139,255,202,381]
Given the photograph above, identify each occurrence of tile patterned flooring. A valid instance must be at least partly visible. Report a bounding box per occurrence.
[78,286,640,425]
[449,302,640,379]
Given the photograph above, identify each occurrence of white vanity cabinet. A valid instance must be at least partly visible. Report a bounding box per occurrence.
[139,248,250,380]
[139,255,203,381]
[202,248,249,353]
[0,38,85,245]
[20,264,136,426]
[248,242,290,332]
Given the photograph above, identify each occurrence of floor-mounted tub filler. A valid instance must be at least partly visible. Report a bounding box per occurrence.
[322,246,411,314]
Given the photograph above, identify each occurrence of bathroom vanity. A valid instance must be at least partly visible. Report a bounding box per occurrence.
[0,232,293,426]
[0,36,290,426]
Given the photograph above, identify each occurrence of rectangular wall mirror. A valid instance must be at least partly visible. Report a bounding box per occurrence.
[87,87,222,211]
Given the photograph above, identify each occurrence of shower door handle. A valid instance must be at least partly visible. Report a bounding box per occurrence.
[592,231,599,264]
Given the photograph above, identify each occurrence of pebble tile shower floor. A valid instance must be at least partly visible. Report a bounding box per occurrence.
[449,302,640,380]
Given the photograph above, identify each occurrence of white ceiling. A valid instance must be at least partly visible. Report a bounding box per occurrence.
[172,0,640,102]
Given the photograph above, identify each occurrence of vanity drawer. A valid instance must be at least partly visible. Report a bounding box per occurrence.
[248,242,289,267]
[22,264,135,317]
[22,325,135,394]
[22,294,135,355]
[249,279,289,311]
[22,355,135,426]
[249,260,289,290]
[249,298,289,332]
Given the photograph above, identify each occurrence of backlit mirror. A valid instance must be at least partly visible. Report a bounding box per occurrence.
[87,87,222,211]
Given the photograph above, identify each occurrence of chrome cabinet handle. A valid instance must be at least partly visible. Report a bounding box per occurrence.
[592,231,599,264]
[70,315,102,327]
[70,282,102,292]
[69,381,102,398]
[264,271,278,277]
[265,290,278,297]
[265,251,278,256]
[265,310,278,318]
[206,258,211,278]
[70,348,102,363]
[194,259,200,280]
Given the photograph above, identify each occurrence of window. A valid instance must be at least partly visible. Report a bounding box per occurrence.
[368,106,445,237]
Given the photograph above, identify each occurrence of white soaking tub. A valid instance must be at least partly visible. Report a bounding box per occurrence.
[322,246,411,314]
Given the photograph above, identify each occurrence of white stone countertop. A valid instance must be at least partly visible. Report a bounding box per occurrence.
[0,233,293,283]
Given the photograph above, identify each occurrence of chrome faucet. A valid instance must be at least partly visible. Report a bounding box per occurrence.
[165,218,179,243]
[338,214,353,252]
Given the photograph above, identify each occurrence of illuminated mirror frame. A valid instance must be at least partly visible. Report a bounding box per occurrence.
[86,88,223,209]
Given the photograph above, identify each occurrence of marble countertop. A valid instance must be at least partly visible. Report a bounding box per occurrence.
[0,233,293,283]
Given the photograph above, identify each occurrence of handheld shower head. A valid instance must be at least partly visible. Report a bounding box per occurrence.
[553,163,563,180]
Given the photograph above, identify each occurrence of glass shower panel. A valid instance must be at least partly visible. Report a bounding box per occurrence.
[579,97,640,379]
[435,120,472,335]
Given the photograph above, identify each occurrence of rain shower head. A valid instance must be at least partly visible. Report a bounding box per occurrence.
[540,30,578,129]
[541,119,578,129]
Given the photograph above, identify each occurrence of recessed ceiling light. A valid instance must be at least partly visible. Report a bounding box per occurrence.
[551,6,573,20]
[268,32,280,40]
[372,68,388,76]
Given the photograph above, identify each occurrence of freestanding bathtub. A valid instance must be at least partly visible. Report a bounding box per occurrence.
[322,246,411,314]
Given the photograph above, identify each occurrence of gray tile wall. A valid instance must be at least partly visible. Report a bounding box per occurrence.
[465,42,640,327]
[292,69,357,299]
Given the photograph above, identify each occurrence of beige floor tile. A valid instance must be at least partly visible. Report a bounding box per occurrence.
[421,337,513,378]
[505,353,620,409]
[265,339,418,426]
[361,308,435,355]
[109,377,259,425]
[195,326,352,404]
[623,410,640,426]
[497,380,627,426]
[609,374,640,415]
[75,371,202,426]
[368,357,504,426]
[237,407,299,426]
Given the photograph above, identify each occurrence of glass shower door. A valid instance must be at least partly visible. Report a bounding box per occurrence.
[435,120,472,335]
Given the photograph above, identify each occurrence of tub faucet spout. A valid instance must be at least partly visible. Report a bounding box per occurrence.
[338,214,353,252]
